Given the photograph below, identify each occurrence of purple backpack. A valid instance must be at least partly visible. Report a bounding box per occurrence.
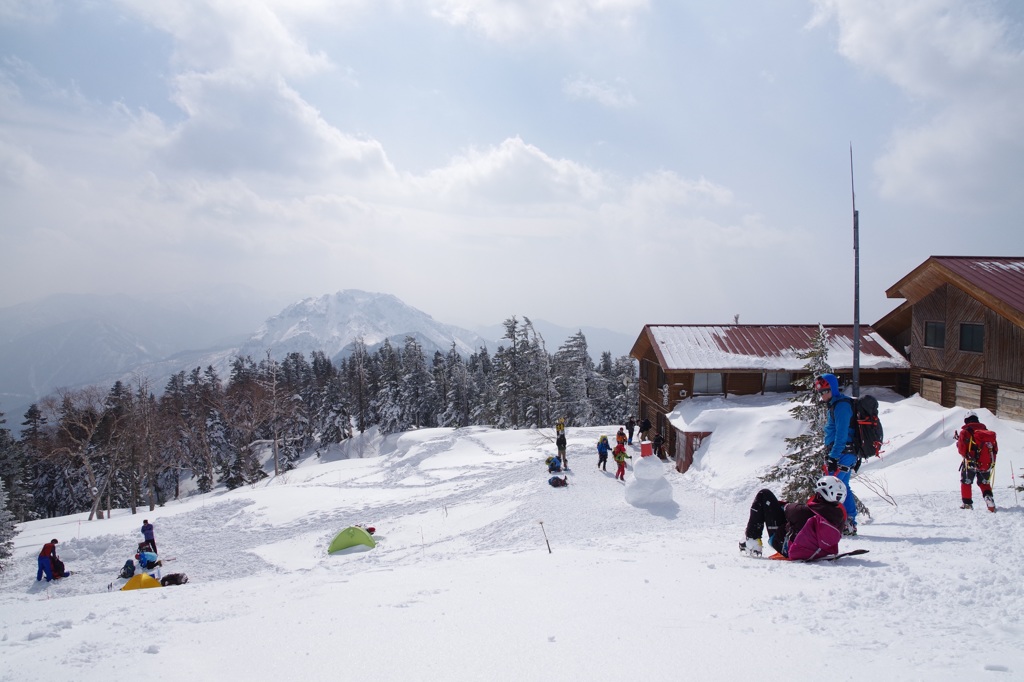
[787,514,842,561]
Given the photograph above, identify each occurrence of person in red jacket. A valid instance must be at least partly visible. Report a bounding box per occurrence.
[956,414,997,511]
[37,539,58,582]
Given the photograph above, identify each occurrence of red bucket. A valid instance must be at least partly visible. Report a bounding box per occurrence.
[640,442,653,457]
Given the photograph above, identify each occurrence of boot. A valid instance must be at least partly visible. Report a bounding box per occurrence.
[739,538,763,557]
[984,495,996,512]
[960,502,973,510]
[843,520,858,536]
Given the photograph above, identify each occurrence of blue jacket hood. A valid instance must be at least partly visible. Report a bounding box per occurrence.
[821,373,841,399]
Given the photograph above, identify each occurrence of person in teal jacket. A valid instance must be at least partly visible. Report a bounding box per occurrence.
[815,374,858,535]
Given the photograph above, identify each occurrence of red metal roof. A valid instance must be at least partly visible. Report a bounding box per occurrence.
[636,324,909,372]
[886,256,1024,328]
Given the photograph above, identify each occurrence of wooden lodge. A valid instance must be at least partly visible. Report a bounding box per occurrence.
[629,324,910,472]
[873,256,1024,421]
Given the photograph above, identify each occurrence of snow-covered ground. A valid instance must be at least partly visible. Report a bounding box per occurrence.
[3,392,1023,681]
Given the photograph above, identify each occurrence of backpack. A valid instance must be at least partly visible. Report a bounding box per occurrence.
[967,428,998,471]
[787,514,842,561]
[160,573,189,586]
[548,476,568,488]
[845,395,884,465]
[119,560,136,579]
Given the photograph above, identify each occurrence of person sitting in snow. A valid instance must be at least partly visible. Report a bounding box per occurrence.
[547,455,563,473]
[613,442,632,481]
[596,435,611,471]
[740,475,847,561]
[548,476,568,488]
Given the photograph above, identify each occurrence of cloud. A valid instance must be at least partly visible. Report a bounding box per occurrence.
[425,0,649,41]
[160,70,395,178]
[413,136,608,208]
[563,75,636,108]
[809,0,1024,206]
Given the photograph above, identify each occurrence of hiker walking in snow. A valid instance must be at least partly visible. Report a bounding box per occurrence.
[613,442,631,481]
[955,414,998,511]
[616,428,627,449]
[141,519,157,554]
[36,539,59,582]
[556,431,568,469]
[597,435,611,471]
[639,417,652,442]
[652,431,665,459]
[625,417,636,445]
[740,476,848,560]
[816,374,858,536]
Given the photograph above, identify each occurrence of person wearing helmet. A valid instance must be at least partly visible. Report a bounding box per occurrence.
[740,476,848,561]
[816,373,859,535]
[955,413,998,511]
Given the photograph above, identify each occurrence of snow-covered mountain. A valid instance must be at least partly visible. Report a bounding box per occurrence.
[237,290,496,362]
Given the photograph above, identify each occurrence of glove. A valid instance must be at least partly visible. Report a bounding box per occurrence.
[825,457,839,475]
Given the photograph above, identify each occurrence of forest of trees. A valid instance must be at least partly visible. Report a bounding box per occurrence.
[0,317,638,525]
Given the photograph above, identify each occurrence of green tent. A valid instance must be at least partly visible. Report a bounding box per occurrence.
[328,526,376,554]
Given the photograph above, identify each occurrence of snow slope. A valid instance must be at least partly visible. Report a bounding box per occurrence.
[2,394,1023,681]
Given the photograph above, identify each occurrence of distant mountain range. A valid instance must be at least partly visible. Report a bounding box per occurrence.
[0,289,634,433]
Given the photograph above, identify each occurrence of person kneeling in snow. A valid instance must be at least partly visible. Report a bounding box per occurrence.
[548,476,568,488]
[547,455,562,473]
[136,547,163,574]
[740,475,847,561]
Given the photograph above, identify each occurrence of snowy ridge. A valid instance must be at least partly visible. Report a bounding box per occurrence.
[2,396,1024,681]
[239,289,493,361]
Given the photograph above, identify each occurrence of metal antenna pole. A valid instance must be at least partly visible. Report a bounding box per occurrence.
[850,144,861,398]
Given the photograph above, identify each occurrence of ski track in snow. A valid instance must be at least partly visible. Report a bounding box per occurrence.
[2,401,1024,681]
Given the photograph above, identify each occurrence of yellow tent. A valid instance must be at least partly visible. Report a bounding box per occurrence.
[328,526,376,554]
[121,573,162,591]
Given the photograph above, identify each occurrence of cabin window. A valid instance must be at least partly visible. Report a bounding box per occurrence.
[693,373,723,394]
[924,321,945,349]
[959,323,984,353]
[764,372,793,392]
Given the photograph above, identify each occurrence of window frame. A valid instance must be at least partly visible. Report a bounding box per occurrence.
[923,321,946,349]
[959,323,984,353]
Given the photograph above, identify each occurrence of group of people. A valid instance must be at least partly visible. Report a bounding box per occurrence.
[742,372,1002,561]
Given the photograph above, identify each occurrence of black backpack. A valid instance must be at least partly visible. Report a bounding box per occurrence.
[119,560,136,579]
[847,394,884,466]
[161,573,189,587]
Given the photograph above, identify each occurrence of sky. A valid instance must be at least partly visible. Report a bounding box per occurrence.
[3,392,1024,680]
[2,1,1024,335]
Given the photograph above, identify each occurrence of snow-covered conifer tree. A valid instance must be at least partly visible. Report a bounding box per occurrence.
[0,478,17,573]
[761,325,833,500]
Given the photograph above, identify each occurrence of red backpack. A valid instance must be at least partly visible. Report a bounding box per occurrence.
[968,429,998,471]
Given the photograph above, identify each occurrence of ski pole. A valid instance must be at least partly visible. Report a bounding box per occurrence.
[1011,460,1020,507]
[538,521,552,554]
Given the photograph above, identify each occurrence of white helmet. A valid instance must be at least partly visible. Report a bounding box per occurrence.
[815,475,847,504]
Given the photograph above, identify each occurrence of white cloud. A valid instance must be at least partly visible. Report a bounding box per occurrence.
[563,75,636,108]
[425,0,648,41]
[414,136,608,207]
[809,0,1024,206]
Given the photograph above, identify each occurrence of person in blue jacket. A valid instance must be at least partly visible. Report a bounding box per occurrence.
[815,374,858,535]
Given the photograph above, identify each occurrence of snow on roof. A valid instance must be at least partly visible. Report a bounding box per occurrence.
[646,324,910,371]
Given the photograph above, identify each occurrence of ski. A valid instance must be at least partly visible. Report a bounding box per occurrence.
[822,548,869,561]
